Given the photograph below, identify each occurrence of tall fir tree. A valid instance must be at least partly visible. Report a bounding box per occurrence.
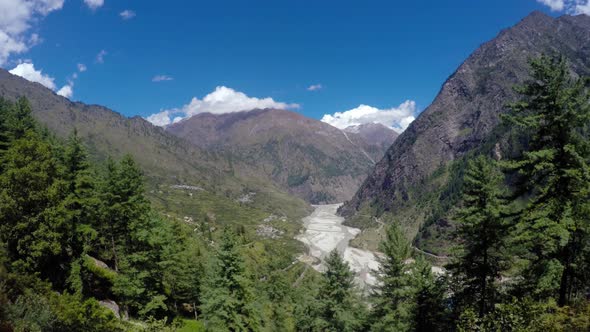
[6,97,35,142]
[315,249,366,332]
[60,130,100,294]
[412,258,448,332]
[201,228,261,331]
[100,154,149,271]
[448,155,509,318]
[503,55,590,305]
[0,131,69,283]
[370,223,413,332]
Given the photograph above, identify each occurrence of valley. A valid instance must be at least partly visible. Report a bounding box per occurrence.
[1,4,590,331]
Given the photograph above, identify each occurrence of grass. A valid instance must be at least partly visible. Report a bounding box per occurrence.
[178,319,205,332]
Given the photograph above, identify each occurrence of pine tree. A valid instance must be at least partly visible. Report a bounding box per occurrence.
[60,130,100,293]
[448,155,509,318]
[370,223,413,331]
[6,97,35,141]
[0,131,69,282]
[503,55,590,305]
[412,258,448,332]
[315,249,366,332]
[201,228,261,331]
[100,154,149,271]
[0,98,12,161]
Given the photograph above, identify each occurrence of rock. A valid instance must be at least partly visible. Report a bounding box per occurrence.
[87,255,109,270]
[256,224,284,239]
[170,184,204,191]
[99,299,120,319]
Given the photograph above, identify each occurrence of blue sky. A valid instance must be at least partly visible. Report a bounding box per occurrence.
[0,0,585,130]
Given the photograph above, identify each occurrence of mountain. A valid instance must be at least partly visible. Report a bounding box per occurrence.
[0,69,311,223]
[339,12,590,252]
[344,123,399,160]
[167,109,397,203]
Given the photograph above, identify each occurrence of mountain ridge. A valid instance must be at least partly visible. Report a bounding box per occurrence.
[166,107,397,203]
[339,12,590,250]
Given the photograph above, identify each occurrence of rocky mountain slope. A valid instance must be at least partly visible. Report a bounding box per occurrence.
[167,109,397,203]
[339,12,590,252]
[344,123,399,161]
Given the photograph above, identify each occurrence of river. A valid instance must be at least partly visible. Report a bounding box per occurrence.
[296,204,380,288]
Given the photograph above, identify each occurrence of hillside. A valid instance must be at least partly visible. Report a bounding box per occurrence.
[0,69,311,223]
[167,109,397,203]
[340,12,590,253]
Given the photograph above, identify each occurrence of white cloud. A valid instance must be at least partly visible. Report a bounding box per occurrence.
[57,84,73,98]
[0,0,64,65]
[574,0,590,14]
[9,62,56,89]
[321,100,417,133]
[77,63,87,72]
[119,9,136,20]
[96,49,107,63]
[146,110,173,127]
[307,84,322,91]
[152,74,173,82]
[536,0,590,14]
[146,86,299,126]
[537,0,565,11]
[9,61,80,99]
[84,0,103,10]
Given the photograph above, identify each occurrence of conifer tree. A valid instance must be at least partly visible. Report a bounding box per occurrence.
[201,228,261,331]
[370,223,413,331]
[0,131,68,281]
[315,249,366,332]
[412,258,448,332]
[100,154,148,271]
[448,155,508,317]
[6,97,35,141]
[503,55,590,305]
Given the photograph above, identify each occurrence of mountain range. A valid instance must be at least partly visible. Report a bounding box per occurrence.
[1,11,588,256]
[167,109,397,203]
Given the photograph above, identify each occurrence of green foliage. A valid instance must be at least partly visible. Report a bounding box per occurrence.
[312,250,367,332]
[448,155,510,317]
[201,228,261,331]
[370,223,413,331]
[503,55,590,305]
[370,223,449,331]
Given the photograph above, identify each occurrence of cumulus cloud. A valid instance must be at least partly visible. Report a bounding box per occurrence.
[536,0,590,14]
[96,49,107,63]
[0,0,64,65]
[77,63,87,72]
[9,62,56,89]
[119,9,136,20]
[537,0,565,11]
[84,0,103,10]
[307,84,322,91]
[152,74,173,82]
[57,84,73,98]
[9,61,77,99]
[321,100,417,133]
[146,86,299,126]
[574,0,590,14]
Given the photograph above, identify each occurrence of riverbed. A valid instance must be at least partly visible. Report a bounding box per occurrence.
[296,204,380,287]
